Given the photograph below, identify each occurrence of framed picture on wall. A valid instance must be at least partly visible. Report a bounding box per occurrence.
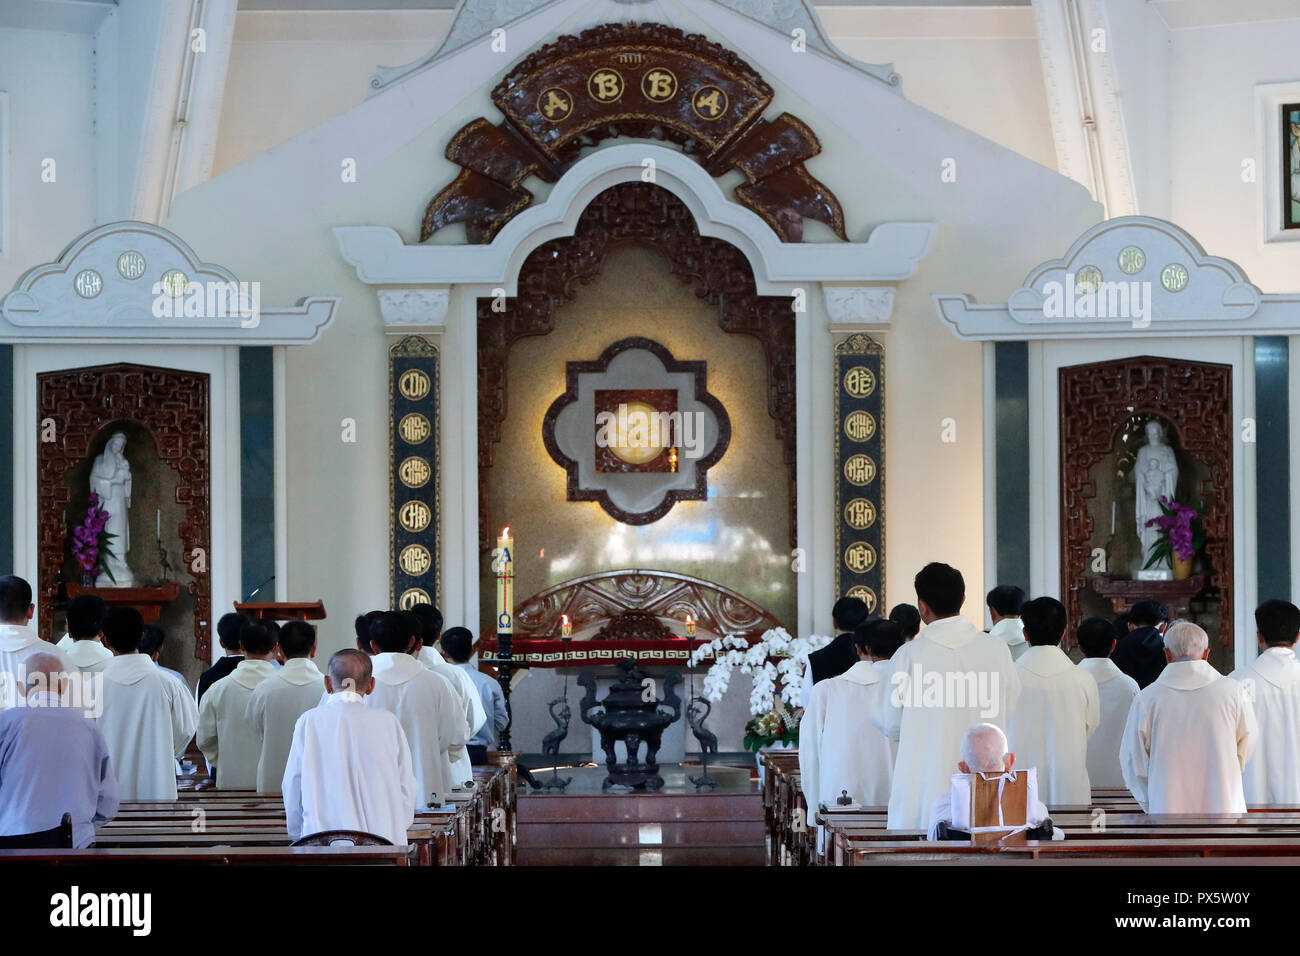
[1283,102,1300,230]
[1257,83,1300,243]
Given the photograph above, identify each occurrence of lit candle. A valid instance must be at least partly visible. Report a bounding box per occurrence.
[561,613,572,638]
[685,613,695,637]
[496,527,514,634]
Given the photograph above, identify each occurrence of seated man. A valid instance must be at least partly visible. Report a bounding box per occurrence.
[1076,617,1139,789]
[799,619,902,825]
[246,620,325,793]
[197,621,278,788]
[283,649,416,846]
[1121,620,1257,813]
[62,594,112,675]
[928,723,1061,841]
[0,653,119,847]
[986,585,1028,660]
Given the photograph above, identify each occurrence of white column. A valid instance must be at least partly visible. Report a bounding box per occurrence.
[272,345,288,601]
[798,288,837,636]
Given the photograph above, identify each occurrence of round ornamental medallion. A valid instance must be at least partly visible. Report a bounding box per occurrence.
[844,498,877,530]
[844,410,876,443]
[844,541,878,574]
[842,365,877,398]
[845,585,878,614]
[398,456,432,489]
[843,454,877,486]
[398,500,432,533]
[587,69,625,103]
[398,588,432,610]
[399,544,433,576]
[398,413,432,445]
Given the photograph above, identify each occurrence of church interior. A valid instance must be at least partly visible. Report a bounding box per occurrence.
[2,0,1300,909]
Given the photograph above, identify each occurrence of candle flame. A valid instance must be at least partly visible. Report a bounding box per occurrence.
[562,614,570,626]
[686,614,694,624]
[501,526,510,538]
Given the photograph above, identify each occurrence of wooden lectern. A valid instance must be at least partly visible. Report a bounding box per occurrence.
[67,582,181,624]
[233,600,326,622]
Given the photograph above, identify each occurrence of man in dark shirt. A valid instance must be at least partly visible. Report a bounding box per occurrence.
[806,596,871,686]
[196,612,248,705]
[1110,600,1169,689]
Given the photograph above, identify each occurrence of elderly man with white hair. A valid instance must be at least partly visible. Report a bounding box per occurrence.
[1120,620,1257,814]
[926,723,1059,840]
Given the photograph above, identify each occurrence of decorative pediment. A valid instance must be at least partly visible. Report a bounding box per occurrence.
[1,221,338,345]
[421,22,848,244]
[933,216,1300,340]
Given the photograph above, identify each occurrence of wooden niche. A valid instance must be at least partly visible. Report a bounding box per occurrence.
[1059,356,1233,655]
[37,364,211,659]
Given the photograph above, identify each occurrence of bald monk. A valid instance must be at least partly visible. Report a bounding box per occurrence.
[0,653,118,846]
[1121,620,1257,814]
[282,649,417,846]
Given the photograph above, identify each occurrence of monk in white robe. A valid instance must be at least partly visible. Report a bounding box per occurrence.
[1005,597,1100,806]
[97,607,198,800]
[800,619,902,825]
[197,620,278,788]
[61,594,112,675]
[1075,617,1139,788]
[1121,620,1257,814]
[246,620,326,793]
[419,640,485,789]
[0,575,69,708]
[875,563,1020,830]
[1229,600,1300,804]
[283,649,416,845]
[366,611,466,808]
[986,585,1028,661]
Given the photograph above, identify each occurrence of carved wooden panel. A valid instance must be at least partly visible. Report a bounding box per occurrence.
[512,569,783,640]
[478,182,796,549]
[423,23,846,244]
[1059,357,1233,646]
[37,364,211,658]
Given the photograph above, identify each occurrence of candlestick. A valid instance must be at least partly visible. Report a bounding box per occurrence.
[561,613,572,638]
[685,613,695,637]
[156,509,162,541]
[1110,501,1116,537]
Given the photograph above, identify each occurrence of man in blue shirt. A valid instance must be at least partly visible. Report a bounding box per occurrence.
[0,652,118,847]
[440,627,507,765]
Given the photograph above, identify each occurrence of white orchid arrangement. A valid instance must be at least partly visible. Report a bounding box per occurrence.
[687,627,833,716]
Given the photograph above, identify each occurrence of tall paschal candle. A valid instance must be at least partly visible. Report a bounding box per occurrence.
[497,527,514,634]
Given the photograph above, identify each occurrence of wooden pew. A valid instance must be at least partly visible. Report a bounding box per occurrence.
[0,846,411,865]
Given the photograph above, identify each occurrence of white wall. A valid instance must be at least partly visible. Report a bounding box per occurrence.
[0,28,96,292]
[1166,18,1300,290]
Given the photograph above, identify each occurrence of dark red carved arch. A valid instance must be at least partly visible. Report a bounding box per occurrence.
[423,22,846,244]
[1058,356,1233,647]
[37,364,211,659]
[478,181,796,551]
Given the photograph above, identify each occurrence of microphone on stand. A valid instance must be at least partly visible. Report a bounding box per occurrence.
[243,575,275,603]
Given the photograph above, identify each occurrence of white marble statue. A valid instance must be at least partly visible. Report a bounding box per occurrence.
[90,432,135,587]
[1134,420,1178,573]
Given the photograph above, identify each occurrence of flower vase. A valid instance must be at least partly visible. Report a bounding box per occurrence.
[1172,554,1193,580]
[78,570,96,587]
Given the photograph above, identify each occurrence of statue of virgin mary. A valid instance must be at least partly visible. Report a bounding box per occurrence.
[89,432,136,587]
[1134,419,1178,574]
